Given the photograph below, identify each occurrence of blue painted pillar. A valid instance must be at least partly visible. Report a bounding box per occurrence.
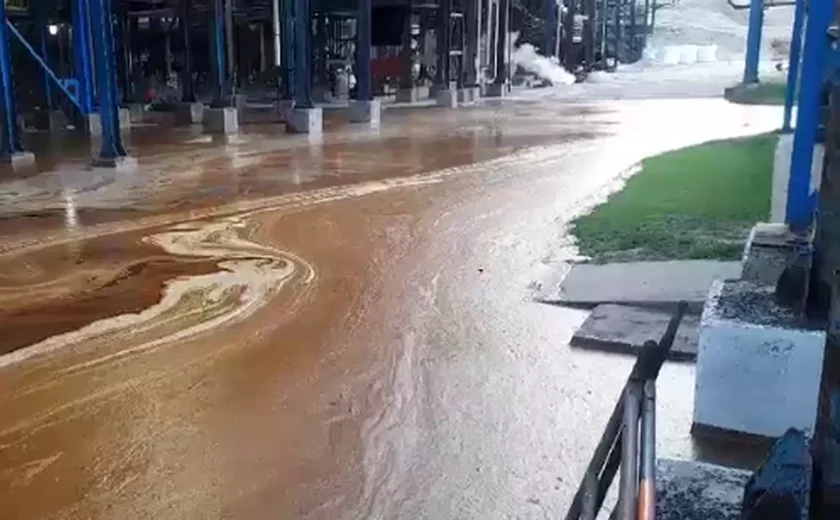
[546,0,558,58]
[281,0,295,99]
[782,0,805,133]
[293,0,312,108]
[0,3,25,157]
[786,0,833,232]
[211,0,228,105]
[180,0,196,102]
[356,0,372,101]
[72,0,95,114]
[89,0,126,160]
[32,0,53,109]
[743,0,764,84]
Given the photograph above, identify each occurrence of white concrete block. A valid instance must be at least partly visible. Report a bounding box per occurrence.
[458,86,481,105]
[0,151,36,172]
[203,107,239,135]
[772,133,823,223]
[693,280,825,438]
[286,107,323,135]
[436,88,458,108]
[350,99,381,125]
[91,155,138,171]
[275,99,295,122]
[486,82,509,98]
[396,86,430,103]
[174,102,204,125]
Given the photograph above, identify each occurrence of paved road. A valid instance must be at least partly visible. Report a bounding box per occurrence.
[0,98,779,519]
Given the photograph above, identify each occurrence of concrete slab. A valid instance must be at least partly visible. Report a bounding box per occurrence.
[694,279,825,438]
[350,99,381,125]
[542,260,743,311]
[571,304,700,360]
[174,102,204,125]
[396,86,431,103]
[286,107,323,135]
[203,107,239,135]
[486,83,509,98]
[0,151,36,172]
[656,458,750,520]
[91,155,138,171]
[436,88,458,108]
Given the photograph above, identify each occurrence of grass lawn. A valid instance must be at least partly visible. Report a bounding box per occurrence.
[571,133,776,263]
[724,81,787,106]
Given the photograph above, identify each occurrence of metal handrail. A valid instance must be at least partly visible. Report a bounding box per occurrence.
[565,301,687,520]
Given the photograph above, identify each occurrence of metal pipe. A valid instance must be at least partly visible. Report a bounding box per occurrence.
[787,0,833,232]
[782,0,805,133]
[638,379,656,520]
[272,0,281,66]
[618,380,641,520]
[742,0,764,84]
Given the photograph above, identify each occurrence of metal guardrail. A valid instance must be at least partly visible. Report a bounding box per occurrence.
[565,301,688,520]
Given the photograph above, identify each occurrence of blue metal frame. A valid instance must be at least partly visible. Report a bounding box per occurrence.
[782,0,805,133]
[282,0,296,99]
[356,0,372,101]
[89,0,127,160]
[545,0,558,58]
[180,0,196,103]
[786,0,833,232]
[6,22,84,112]
[294,0,313,108]
[743,0,764,84]
[212,0,228,106]
[0,0,24,158]
[31,0,53,109]
[72,0,95,114]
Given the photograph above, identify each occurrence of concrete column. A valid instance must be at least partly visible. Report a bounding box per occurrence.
[180,0,196,103]
[487,0,509,97]
[272,0,281,66]
[287,0,322,135]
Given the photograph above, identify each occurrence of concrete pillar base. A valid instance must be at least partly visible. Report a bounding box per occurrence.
[772,133,824,223]
[80,109,131,136]
[350,99,381,125]
[396,86,430,103]
[486,83,509,98]
[436,88,458,108]
[203,107,239,135]
[1,151,36,171]
[48,110,69,131]
[125,103,146,124]
[232,94,248,116]
[693,279,825,439]
[286,108,323,135]
[275,99,295,122]
[92,155,138,171]
[174,102,204,125]
[458,86,481,105]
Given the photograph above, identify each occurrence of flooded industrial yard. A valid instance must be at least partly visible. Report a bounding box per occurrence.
[0,99,779,519]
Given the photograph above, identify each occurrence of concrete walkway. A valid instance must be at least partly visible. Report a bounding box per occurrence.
[542,260,743,311]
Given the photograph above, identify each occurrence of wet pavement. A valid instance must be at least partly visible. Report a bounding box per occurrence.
[0,99,780,519]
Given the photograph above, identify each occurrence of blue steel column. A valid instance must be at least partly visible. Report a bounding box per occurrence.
[180,0,196,102]
[281,0,295,99]
[546,0,558,57]
[294,0,312,108]
[72,0,94,114]
[32,0,53,109]
[0,0,25,157]
[356,0,372,101]
[787,0,833,232]
[743,0,764,84]
[212,0,228,105]
[89,0,126,160]
[782,0,806,133]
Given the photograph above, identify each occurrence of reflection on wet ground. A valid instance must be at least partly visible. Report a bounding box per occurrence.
[0,99,781,519]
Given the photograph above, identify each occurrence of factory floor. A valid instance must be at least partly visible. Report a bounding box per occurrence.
[0,97,780,519]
